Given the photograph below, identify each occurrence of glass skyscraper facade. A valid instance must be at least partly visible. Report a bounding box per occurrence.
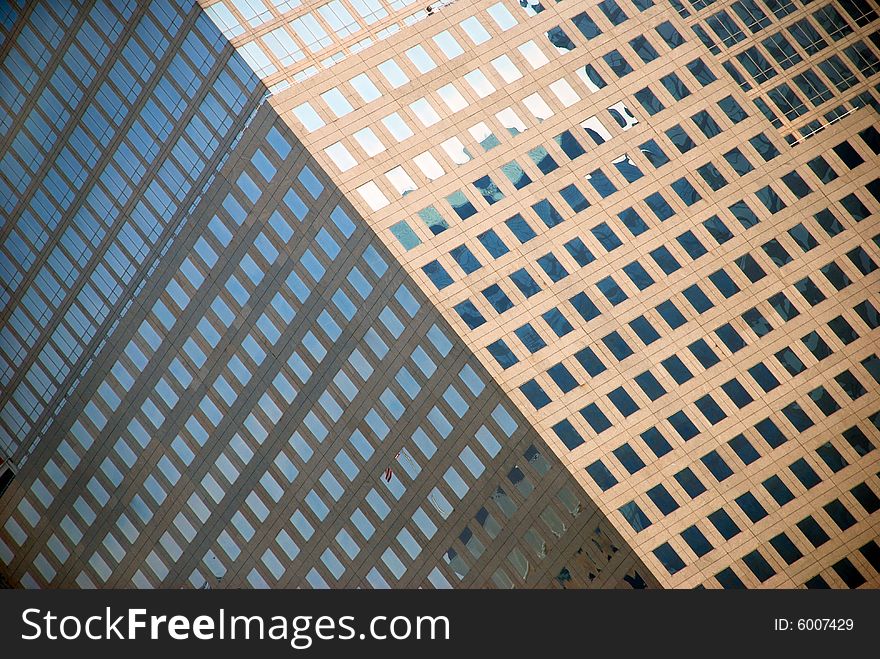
[1,0,879,589]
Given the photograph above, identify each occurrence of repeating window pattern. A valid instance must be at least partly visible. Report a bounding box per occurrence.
[0,0,261,462]
[271,0,880,589]
[0,64,647,589]
[687,0,880,143]
[202,0,565,90]
[3,0,879,592]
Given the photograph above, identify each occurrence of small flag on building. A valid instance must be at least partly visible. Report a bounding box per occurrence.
[384,452,402,482]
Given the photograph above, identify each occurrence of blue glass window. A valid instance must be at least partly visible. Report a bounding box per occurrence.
[586,460,617,490]
[703,215,734,244]
[614,443,645,474]
[618,207,649,236]
[692,110,722,138]
[717,95,748,123]
[716,323,746,352]
[641,427,672,458]
[520,380,551,409]
[686,57,716,85]
[619,501,651,532]
[537,253,569,282]
[647,484,679,515]
[422,260,453,289]
[666,124,696,153]
[554,130,585,159]
[661,72,691,100]
[570,292,601,322]
[515,323,546,353]
[702,450,733,481]
[548,363,579,393]
[571,12,602,40]
[721,378,754,408]
[630,35,659,63]
[487,338,518,369]
[709,269,740,298]
[639,139,670,167]
[729,200,760,228]
[505,213,537,243]
[500,160,531,190]
[472,175,504,205]
[635,87,664,115]
[564,236,594,266]
[586,169,618,198]
[644,192,675,220]
[623,261,654,290]
[668,411,699,441]
[574,346,606,376]
[602,331,633,360]
[542,308,574,337]
[656,299,686,329]
[598,0,628,25]
[689,338,720,368]
[597,276,628,305]
[559,184,590,213]
[635,370,666,400]
[453,300,486,329]
[671,176,702,205]
[677,230,708,259]
[603,49,633,77]
[552,419,584,450]
[482,284,514,313]
[477,228,509,257]
[446,190,477,220]
[649,245,681,274]
[709,509,741,540]
[629,315,660,344]
[591,222,622,250]
[662,355,693,385]
[581,402,612,433]
[509,268,541,297]
[681,526,713,557]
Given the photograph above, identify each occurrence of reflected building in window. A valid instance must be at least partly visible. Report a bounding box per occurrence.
[2,0,880,589]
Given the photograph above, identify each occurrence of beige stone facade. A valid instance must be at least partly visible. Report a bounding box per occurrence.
[227,0,880,588]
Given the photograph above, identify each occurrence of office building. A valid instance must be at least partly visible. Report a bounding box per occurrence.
[1,0,879,588]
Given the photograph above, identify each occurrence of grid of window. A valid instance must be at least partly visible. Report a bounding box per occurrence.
[0,0,261,461]
[271,0,880,589]
[3,0,879,592]
[1,89,643,589]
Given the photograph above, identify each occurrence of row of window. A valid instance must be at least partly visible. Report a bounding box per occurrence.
[668,0,880,143]
[741,38,880,119]
[693,0,875,53]
[550,265,879,453]
[207,0,423,44]
[803,540,880,589]
[785,86,880,144]
[694,2,880,137]
[517,228,878,413]
[710,498,880,588]
[427,135,814,307]
[0,1,260,457]
[2,115,571,591]
[392,83,738,255]
[272,0,555,106]
[468,126,877,369]
[446,134,799,337]
[638,415,880,583]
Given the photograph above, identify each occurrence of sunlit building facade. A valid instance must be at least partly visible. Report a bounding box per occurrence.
[1,0,879,589]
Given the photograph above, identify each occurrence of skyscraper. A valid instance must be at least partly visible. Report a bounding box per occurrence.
[1,0,878,589]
